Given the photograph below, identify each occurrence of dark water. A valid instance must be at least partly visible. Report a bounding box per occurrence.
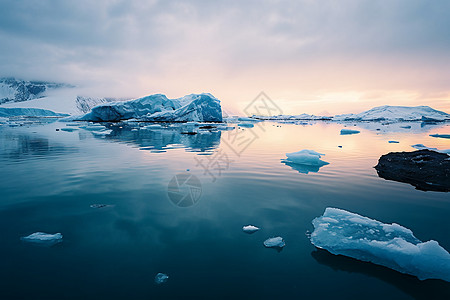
[0,120,449,299]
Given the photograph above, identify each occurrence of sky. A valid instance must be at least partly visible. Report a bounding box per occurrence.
[0,0,449,115]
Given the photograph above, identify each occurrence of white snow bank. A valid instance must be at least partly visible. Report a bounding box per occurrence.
[284,150,329,166]
[310,208,450,282]
[264,237,286,248]
[340,129,360,135]
[21,232,63,244]
[243,225,260,233]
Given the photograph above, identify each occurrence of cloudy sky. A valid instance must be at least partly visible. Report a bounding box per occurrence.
[0,0,449,114]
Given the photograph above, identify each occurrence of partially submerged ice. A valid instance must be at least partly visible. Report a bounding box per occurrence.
[21,232,63,245]
[243,225,260,234]
[264,237,286,248]
[80,93,222,123]
[310,208,450,282]
[155,273,169,284]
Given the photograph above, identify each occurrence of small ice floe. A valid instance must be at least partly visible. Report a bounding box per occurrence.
[430,134,450,139]
[242,225,260,234]
[238,122,254,128]
[400,125,411,129]
[80,124,107,131]
[155,273,169,284]
[264,237,286,249]
[91,130,112,137]
[282,150,329,174]
[388,140,399,143]
[310,208,450,282]
[338,145,343,148]
[60,127,78,132]
[131,128,138,132]
[65,123,81,126]
[21,232,63,246]
[340,129,360,135]
[90,204,113,209]
[145,124,162,129]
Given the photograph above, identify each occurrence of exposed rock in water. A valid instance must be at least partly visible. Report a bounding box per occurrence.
[375,150,450,192]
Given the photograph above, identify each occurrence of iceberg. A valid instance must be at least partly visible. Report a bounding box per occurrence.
[388,140,399,143]
[264,237,286,248]
[340,129,360,135]
[21,232,63,245]
[310,208,450,282]
[154,273,169,284]
[238,122,254,128]
[80,93,222,123]
[283,150,329,167]
[0,107,69,118]
[242,225,260,234]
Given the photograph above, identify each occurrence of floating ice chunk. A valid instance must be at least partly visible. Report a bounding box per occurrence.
[264,237,286,248]
[242,225,260,234]
[430,134,450,139]
[21,232,63,245]
[340,129,360,135]
[144,124,162,129]
[155,273,169,284]
[238,122,254,128]
[80,124,107,131]
[310,208,450,282]
[388,140,399,143]
[91,130,112,137]
[284,149,329,167]
[60,127,78,132]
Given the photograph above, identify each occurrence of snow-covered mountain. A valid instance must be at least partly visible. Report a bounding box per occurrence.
[80,93,223,122]
[333,105,450,122]
[251,105,450,122]
[0,77,71,104]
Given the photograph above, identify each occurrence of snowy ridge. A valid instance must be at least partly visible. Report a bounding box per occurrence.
[0,107,69,117]
[251,105,450,122]
[333,105,450,122]
[310,208,450,282]
[0,77,70,104]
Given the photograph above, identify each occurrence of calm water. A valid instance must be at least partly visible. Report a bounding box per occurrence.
[0,120,449,299]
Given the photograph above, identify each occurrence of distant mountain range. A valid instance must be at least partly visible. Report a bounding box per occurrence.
[0,77,73,104]
[252,105,450,122]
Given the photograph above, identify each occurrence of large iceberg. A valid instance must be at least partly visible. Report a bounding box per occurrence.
[310,208,450,282]
[79,93,222,122]
[0,107,69,117]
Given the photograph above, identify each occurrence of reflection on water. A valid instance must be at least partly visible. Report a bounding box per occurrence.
[281,160,329,174]
[96,124,221,153]
[0,119,449,299]
[311,249,450,299]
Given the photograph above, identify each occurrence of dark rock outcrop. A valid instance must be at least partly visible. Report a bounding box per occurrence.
[375,150,450,192]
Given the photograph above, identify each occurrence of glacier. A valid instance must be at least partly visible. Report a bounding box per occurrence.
[0,107,69,117]
[79,93,222,122]
[310,208,450,282]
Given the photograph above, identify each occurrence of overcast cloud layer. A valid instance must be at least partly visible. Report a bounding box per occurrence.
[0,0,449,114]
